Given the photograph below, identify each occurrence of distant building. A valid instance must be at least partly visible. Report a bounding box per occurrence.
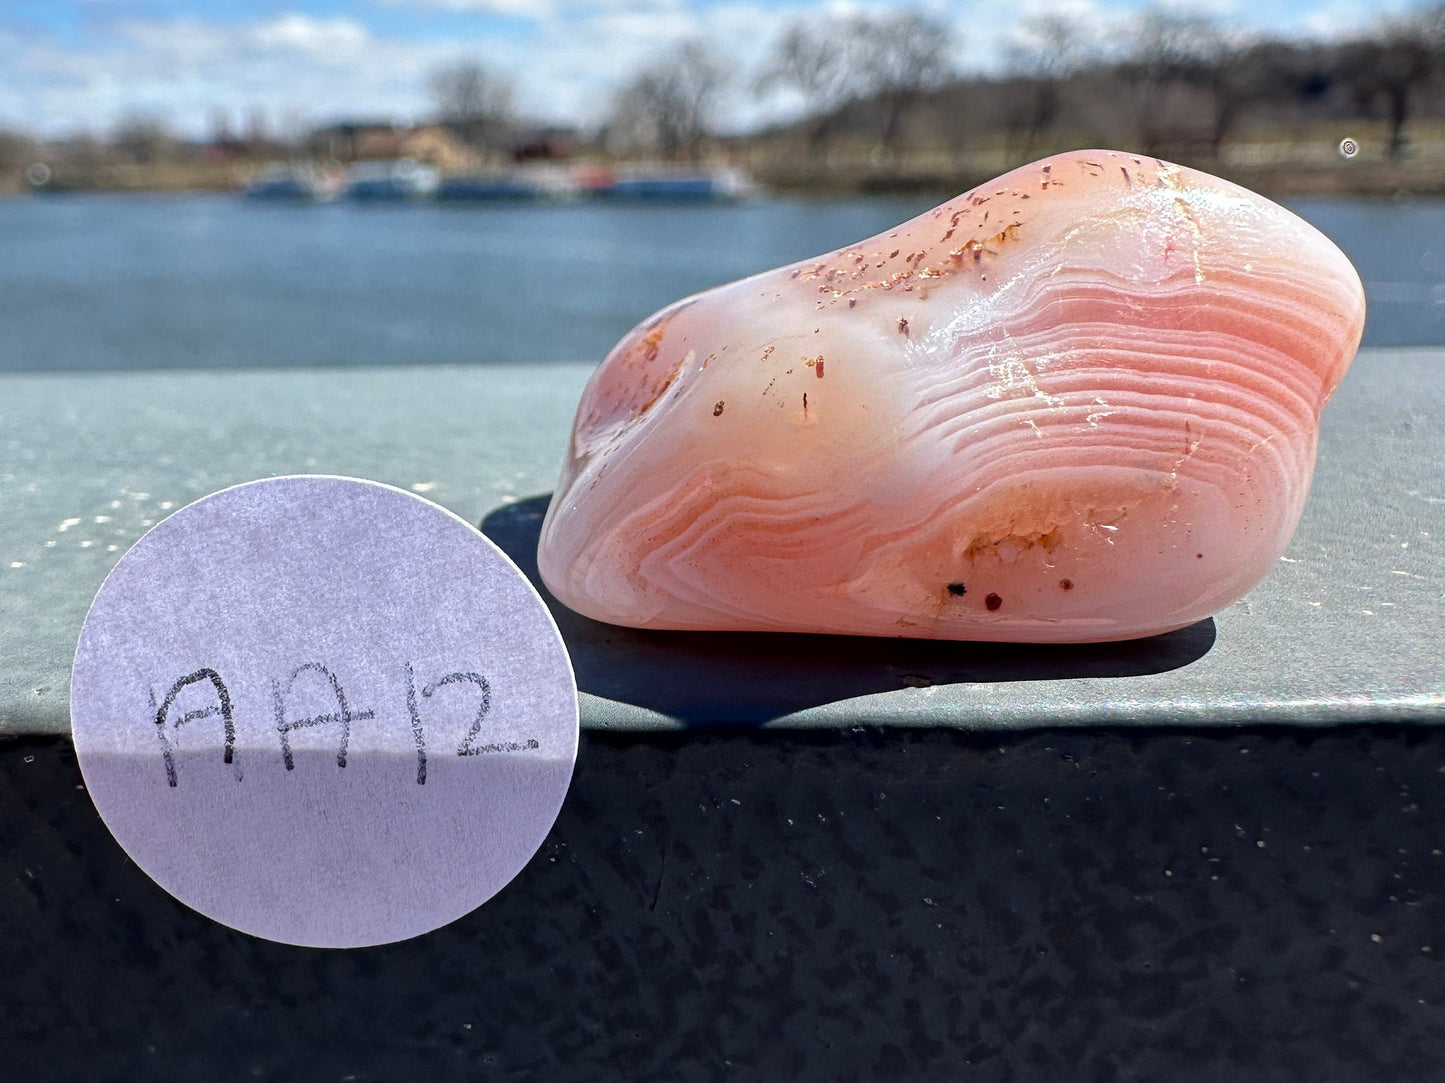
[308,122,406,163]
[307,121,479,172]
[402,125,480,173]
[511,127,579,163]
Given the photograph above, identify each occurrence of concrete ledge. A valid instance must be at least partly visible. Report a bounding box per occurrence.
[3,350,1442,733]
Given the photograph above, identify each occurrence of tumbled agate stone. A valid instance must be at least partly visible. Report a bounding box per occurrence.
[538,151,1366,642]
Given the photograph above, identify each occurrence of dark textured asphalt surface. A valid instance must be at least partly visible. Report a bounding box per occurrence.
[3,726,1444,1081]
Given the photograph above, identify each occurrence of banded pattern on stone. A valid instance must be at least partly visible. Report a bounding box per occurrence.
[538,151,1366,642]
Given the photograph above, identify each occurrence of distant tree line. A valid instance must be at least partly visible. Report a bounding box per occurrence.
[8,0,1445,184]
[985,2,1445,162]
[410,11,955,167]
[593,0,1445,165]
[418,1,1445,167]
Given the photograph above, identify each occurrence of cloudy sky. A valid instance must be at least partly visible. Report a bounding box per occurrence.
[0,0,1423,139]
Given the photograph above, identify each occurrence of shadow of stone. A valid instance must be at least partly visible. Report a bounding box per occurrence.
[482,495,1217,727]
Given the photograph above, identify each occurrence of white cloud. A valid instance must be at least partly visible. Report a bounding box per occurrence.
[497,0,793,128]
[0,14,459,136]
[251,14,373,54]
[1293,0,1403,40]
[372,0,690,15]
[377,0,558,15]
[111,14,375,71]
[0,0,1403,140]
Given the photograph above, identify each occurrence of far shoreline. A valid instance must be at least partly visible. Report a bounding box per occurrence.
[5,151,1445,202]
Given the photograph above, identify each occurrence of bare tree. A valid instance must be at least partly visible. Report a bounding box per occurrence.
[1203,37,1264,158]
[0,127,40,171]
[754,22,852,151]
[755,10,953,152]
[1005,14,1096,153]
[1343,3,1445,160]
[1122,5,1229,153]
[849,12,954,149]
[609,40,729,161]
[429,59,516,154]
[111,113,176,166]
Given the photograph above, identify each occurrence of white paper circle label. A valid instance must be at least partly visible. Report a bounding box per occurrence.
[71,476,578,948]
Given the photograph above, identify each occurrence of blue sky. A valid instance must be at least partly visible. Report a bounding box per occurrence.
[0,0,1424,139]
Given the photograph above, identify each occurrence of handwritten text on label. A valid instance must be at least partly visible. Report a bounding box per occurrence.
[150,662,539,788]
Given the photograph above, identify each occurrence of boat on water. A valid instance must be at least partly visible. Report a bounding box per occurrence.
[345,158,441,201]
[595,165,758,202]
[439,163,755,203]
[239,159,758,205]
[437,165,580,203]
[243,163,340,201]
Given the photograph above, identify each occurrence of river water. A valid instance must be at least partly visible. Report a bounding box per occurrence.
[0,191,1440,372]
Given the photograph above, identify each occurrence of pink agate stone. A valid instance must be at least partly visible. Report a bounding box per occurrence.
[537,151,1366,642]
